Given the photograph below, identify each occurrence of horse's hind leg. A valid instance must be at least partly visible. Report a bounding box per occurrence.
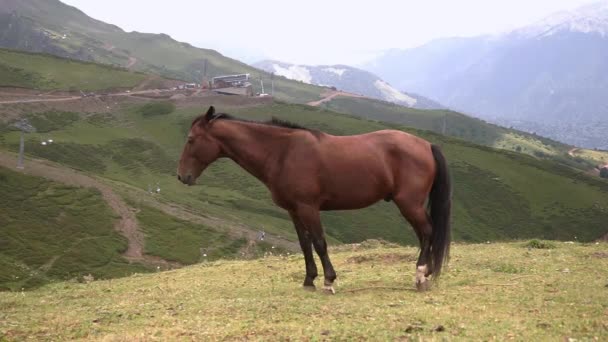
[394,197,433,291]
[289,211,318,290]
[292,205,337,294]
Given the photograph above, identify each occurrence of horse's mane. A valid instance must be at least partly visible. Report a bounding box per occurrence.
[192,112,318,134]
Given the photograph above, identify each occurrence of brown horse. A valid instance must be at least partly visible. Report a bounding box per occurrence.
[178,106,451,292]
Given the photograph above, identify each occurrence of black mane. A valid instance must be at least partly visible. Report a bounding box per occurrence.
[193,112,317,133]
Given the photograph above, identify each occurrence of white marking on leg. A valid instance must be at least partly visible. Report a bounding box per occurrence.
[416,265,430,291]
[416,265,428,283]
[323,280,336,294]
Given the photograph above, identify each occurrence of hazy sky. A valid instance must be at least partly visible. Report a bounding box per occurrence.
[62,0,595,65]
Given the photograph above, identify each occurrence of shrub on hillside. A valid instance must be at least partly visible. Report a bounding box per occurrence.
[138,101,175,117]
[25,111,79,133]
[524,239,556,249]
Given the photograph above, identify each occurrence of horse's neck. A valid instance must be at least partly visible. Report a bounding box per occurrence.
[214,122,287,183]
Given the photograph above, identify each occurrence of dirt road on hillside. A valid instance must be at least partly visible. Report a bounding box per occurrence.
[568,148,579,157]
[307,90,365,107]
[126,56,138,69]
[0,89,173,105]
[0,152,298,259]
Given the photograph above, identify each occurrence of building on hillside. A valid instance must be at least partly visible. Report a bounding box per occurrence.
[213,87,253,96]
[212,73,253,96]
[212,74,251,88]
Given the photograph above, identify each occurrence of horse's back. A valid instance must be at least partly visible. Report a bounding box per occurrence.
[320,129,433,168]
[309,130,435,210]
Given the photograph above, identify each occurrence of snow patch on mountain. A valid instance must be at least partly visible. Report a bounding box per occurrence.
[374,80,417,106]
[271,64,312,84]
[520,1,608,38]
[323,67,347,77]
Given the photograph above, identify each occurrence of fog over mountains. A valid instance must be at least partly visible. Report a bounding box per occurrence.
[364,1,608,149]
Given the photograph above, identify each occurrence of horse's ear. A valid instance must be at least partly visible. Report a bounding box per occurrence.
[204,106,216,121]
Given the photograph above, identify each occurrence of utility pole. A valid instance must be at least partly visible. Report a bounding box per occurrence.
[260,76,265,94]
[271,73,274,96]
[16,131,24,169]
[14,118,35,169]
[202,58,208,89]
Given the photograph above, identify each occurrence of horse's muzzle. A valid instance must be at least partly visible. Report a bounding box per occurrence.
[177,174,194,186]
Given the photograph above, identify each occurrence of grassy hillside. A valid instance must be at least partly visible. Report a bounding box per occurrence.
[322,96,601,170]
[0,48,147,91]
[1,100,606,250]
[1,241,606,340]
[0,166,148,291]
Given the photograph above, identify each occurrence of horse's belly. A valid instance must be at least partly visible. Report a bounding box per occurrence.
[320,187,387,210]
[320,196,383,211]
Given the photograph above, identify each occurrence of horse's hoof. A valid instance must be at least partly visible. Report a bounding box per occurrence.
[303,285,316,292]
[416,279,431,292]
[322,285,336,295]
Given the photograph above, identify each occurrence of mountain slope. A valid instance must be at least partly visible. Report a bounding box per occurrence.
[0,0,326,103]
[253,60,443,109]
[0,48,148,91]
[2,97,607,247]
[364,1,608,149]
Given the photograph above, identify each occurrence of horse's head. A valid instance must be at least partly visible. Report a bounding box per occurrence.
[177,106,223,185]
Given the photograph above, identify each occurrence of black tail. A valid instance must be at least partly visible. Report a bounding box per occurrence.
[428,144,452,278]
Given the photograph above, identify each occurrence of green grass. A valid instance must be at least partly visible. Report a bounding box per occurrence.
[0,167,149,291]
[0,48,147,91]
[0,242,606,340]
[24,111,79,133]
[137,101,175,117]
[136,205,249,264]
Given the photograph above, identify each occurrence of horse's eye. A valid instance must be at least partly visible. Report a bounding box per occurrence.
[187,138,194,145]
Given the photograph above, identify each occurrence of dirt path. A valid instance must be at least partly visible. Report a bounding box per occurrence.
[0,89,169,105]
[126,56,138,69]
[0,151,299,259]
[568,148,579,157]
[0,96,83,105]
[307,90,365,107]
[0,151,179,268]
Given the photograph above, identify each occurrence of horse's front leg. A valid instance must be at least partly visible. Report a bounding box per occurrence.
[289,211,318,290]
[293,205,337,294]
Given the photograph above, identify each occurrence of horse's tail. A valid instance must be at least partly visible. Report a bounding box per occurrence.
[428,144,452,278]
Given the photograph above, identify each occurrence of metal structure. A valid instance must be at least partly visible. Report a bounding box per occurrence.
[13,119,36,170]
[17,131,24,169]
[212,74,251,88]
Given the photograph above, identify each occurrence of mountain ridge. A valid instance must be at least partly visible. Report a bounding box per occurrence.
[364,1,608,149]
[253,59,443,109]
[0,0,327,104]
